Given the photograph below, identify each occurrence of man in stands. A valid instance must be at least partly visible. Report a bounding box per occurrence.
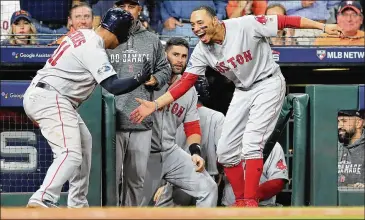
[314,1,364,46]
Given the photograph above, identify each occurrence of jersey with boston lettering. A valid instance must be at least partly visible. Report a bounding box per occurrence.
[186,15,281,89]
[151,79,200,152]
[31,29,116,107]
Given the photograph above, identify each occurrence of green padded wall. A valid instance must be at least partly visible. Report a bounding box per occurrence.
[0,87,102,207]
[102,93,117,206]
[289,94,309,206]
[306,85,358,206]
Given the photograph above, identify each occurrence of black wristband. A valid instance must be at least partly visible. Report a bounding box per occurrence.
[189,143,201,156]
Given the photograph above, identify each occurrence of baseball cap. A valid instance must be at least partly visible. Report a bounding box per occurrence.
[115,0,140,6]
[10,10,32,24]
[338,1,363,14]
[338,110,364,118]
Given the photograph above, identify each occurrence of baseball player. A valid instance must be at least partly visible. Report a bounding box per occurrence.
[141,37,217,207]
[153,76,225,207]
[23,8,152,208]
[130,6,343,207]
[222,142,289,207]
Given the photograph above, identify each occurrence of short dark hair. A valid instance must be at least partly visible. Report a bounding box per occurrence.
[165,37,189,52]
[69,2,93,17]
[265,4,287,15]
[192,5,217,17]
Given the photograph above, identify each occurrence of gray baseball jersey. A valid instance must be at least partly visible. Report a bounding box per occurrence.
[32,29,116,108]
[151,82,199,152]
[176,106,225,175]
[141,77,218,207]
[185,15,280,89]
[24,29,116,207]
[185,15,285,166]
[222,142,289,206]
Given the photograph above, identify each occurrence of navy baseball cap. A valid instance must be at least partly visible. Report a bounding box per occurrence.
[338,1,363,14]
[338,110,364,118]
[115,0,140,6]
[10,10,32,24]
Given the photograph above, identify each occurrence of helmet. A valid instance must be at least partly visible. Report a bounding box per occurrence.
[101,8,134,44]
[194,76,210,103]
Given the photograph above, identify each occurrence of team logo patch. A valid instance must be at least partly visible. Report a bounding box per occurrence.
[316,50,326,60]
[276,159,287,170]
[97,63,112,75]
[187,61,192,68]
[255,15,268,25]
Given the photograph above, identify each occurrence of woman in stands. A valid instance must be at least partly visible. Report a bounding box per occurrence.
[5,10,37,45]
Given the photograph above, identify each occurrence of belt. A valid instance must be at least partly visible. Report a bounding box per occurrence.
[174,17,190,23]
[236,74,273,91]
[254,74,273,85]
[36,82,55,91]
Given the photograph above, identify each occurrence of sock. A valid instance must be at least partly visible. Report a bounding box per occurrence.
[256,179,286,201]
[224,161,245,200]
[244,158,263,200]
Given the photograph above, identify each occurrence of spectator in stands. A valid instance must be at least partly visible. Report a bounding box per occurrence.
[314,1,364,46]
[268,0,341,45]
[226,0,267,18]
[54,2,93,44]
[265,4,296,45]
[2,10,37,45]
[160,1,228,46]
[338,110,364,188]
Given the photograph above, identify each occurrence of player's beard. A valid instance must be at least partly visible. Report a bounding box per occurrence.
[171,64,186,75]
[338,127,355,145]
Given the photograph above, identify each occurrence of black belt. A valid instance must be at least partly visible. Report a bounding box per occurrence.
[237,74,273,91]
[254,74,273,85]
[36,82,55,91]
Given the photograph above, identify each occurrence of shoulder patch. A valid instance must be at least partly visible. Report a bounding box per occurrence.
[255,15,268,25]
[97,63,112,75]
[276,159,287,170]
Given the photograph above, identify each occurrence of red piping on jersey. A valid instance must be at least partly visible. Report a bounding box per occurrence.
[41,94,69,201]
[256,179,286,201]
[197,103,203,108]
[277,15,301,30]
[169,72,198,101]
[184,120,201,137]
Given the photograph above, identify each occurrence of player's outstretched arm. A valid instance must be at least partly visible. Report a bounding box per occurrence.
[130,73,199,123]
[101,60,152,96]
[277,15,343,36]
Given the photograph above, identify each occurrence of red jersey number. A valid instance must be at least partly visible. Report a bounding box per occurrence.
[48,41,71,66]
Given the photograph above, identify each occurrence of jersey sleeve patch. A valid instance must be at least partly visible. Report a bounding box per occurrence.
[276,159,287,170]
[97,63,113,75]
[255,15,268,25]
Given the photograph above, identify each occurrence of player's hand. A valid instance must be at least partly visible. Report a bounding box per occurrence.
[301,0,315,8]
[164,17,183,30]
[145,75,158,86]
[130,98,156,123]
[192,154,205,172]
[324,24,343,37]
[153,185,166,202]
[135,57,152,83]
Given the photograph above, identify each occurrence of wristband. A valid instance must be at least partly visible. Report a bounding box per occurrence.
[189,143,201,156]
[322,24,326,33]
[153,100,159,111]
